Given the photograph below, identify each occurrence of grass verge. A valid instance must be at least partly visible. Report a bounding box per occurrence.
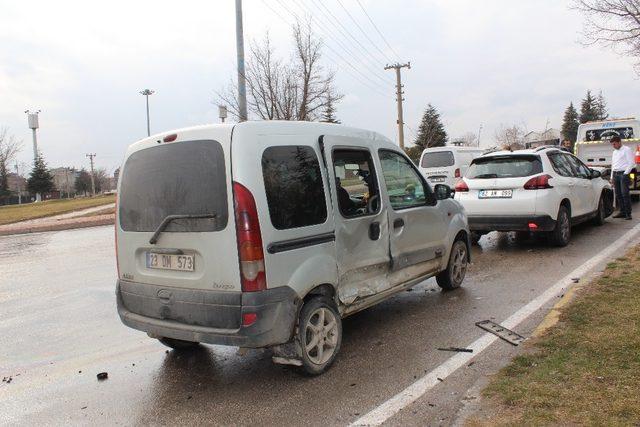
[0,194,115,225]
[472,245,640,425]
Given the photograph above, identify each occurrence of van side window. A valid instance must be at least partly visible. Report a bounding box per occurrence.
[332,149,380,218]
[379,150,433,210]
[262,146,327,230]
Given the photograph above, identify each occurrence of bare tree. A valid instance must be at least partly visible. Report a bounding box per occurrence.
[495,124,526,151]
[216,23,342,121]
[455,132,478,147]
[573,0,640,73]
[0,128,22,199]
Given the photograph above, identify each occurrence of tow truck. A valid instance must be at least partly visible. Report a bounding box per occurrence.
[574,118,640,199]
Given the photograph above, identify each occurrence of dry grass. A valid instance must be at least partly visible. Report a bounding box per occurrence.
[472,246,640,426]
[0,194,115,225]
[77,206,115,218]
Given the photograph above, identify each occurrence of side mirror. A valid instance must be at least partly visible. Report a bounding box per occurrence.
[590,169,602,179]
[434,184,454,200]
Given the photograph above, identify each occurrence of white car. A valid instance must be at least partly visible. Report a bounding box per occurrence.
[454,146,614,246]
[419,146,485,188]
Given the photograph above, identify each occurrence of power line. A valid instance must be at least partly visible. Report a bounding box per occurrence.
[334,0,394,64]
[355,0,403,62]
[262,0,392,98]
[310,0,391,70]
[287,0,394,88]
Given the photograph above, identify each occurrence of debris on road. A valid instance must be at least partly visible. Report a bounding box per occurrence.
[475,320,526,345]
[96,372,108,381]
[571,277,580,283]
[2,376,12,383]
[437,347,473,353]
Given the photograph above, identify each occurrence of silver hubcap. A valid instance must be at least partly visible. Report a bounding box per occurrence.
[304,307,339,365]
[451,244,467,284]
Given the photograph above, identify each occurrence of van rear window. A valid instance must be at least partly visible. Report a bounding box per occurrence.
[420,151,454,168]
[119,140,228,232]
[262,146,327,230]
[467,155,542,179]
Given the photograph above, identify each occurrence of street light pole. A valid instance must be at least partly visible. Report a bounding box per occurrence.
[235,0,248,122]
[15,163,21,205]
[139,89,155,136]
[477,124,483,147]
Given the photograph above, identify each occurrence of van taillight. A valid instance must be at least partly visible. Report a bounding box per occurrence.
[455,180,469,192]
[233,182,266,292]
[524,174,553,190]
[455,168,461,178]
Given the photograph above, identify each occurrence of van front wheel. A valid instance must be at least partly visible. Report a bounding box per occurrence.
[158,337,200,350]
[436,240,468,291]
[296,296,342,375]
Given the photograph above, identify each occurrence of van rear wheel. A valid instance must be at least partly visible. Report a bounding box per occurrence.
[296,296,342,375]
[158,337,200,350]
[436,239,468,291]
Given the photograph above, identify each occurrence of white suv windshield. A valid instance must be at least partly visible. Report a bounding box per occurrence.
[467,155,542,179]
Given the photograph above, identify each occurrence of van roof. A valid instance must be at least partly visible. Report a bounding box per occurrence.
[128,120,396,151]
[421,146,484,153]
[580,117,637,125]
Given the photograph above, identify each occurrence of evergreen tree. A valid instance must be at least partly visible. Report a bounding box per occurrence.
[579,90,598,123]
[27,154,54,195]
[75,168,92,196]
[415,104,447,148]
[595,91,608,120]
[561,102,580,143]
[0,161,9,200]
[320,95,340,124]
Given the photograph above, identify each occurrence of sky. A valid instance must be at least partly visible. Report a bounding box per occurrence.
[1,0,639,175]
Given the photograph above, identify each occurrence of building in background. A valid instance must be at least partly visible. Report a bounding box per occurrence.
[51,167,77,198]
[524,128,561,149]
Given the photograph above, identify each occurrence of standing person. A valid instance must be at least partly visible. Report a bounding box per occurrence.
[610,136,635,220]
[560,139,573,153]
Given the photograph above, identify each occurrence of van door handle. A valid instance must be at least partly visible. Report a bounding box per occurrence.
[393,218,404,229]
[369,222,381,240]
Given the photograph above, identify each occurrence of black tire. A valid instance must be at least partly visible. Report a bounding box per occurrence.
[592,194,606,226]
[296,296,342,375]
[436,239,468,291]
[158,337,200,350]
[470,231,482,245]
[549,205,571,247]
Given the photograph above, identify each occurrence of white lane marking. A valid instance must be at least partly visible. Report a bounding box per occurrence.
[351,223,640,426]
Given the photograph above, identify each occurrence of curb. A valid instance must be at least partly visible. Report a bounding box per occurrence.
[0,215,114,236]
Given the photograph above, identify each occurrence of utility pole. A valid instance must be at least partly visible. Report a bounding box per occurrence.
[139,89,154,136]
[477,124,483,147]
[86,154,96,196]
[14,163,21,205]
[235,0,248,122]
[384,63,411,149]
[65,167,71,199]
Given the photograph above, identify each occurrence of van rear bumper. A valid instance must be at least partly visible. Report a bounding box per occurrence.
[116,280,299,348]
[468,215,556,232]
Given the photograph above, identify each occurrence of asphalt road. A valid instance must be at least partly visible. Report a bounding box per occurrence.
[1,217,639,426]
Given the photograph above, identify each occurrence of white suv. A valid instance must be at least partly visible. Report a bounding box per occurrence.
[454,147,614,246]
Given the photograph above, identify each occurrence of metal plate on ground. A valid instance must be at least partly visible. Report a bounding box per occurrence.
[475,320,525,345]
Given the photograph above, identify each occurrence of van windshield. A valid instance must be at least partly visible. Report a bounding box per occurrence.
[119,140,228,232]
[467,155,542,179]
[421,151,454,168]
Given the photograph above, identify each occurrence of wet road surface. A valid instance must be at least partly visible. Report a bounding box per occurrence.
[1,217,639,426]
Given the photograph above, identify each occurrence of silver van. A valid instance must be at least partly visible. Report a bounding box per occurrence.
[116,121,470,374]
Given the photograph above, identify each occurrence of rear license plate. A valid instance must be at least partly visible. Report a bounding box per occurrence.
[430,177,445,182]
[146,252,195,271]
[479,189,513,199]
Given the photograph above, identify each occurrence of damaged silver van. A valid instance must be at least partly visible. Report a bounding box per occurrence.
[116,121,470,374]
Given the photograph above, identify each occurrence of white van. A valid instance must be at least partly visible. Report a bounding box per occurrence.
[418,146,485,188]
[116,121,470,374]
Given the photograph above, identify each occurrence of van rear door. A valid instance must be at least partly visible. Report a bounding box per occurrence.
[116,130,241,294]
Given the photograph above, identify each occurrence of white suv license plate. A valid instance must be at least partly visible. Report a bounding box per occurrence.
[479,189,513,199]
[146,252,195,272]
